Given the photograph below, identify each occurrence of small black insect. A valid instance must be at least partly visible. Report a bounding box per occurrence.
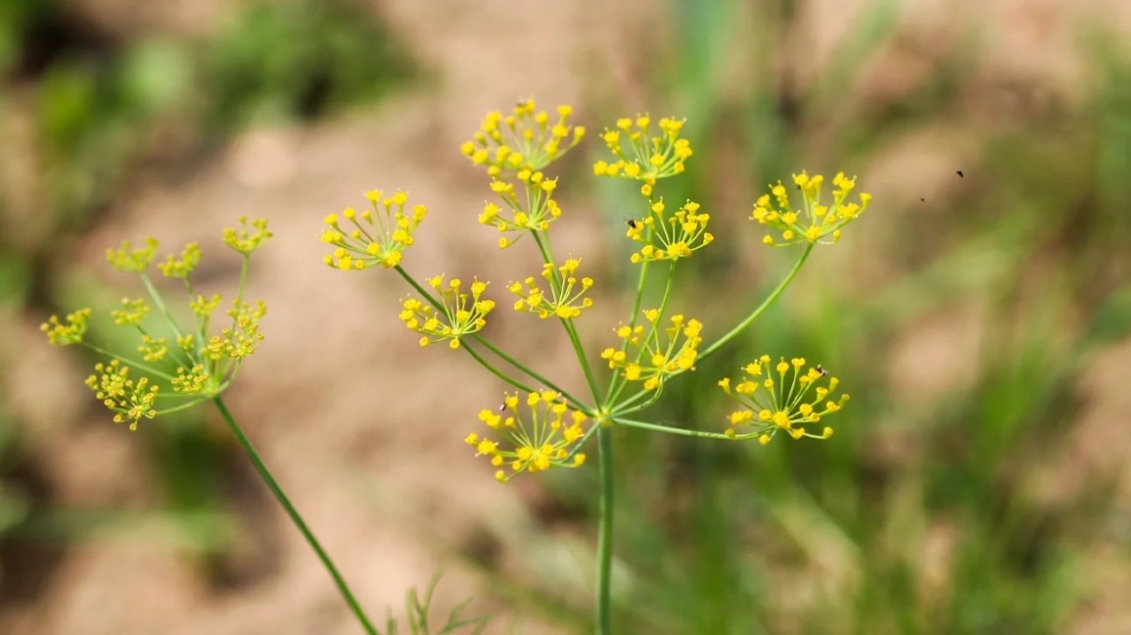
[497,403,507,412]
[816,365,829,376]
[920,197,926,202]
[956,170,964,178]
[626,219,638,229]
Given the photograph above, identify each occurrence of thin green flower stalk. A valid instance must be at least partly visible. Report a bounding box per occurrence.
[322,97,873,635]
[718,355,849,445]
[43,220,381,635]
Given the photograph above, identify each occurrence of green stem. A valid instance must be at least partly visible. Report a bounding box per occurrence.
[212,397,378,635]
[696,243,814,364]
[614,417,734,440]
[596,426,614,635]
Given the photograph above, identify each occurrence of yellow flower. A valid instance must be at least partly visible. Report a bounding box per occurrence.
[751,171,870,246]
[223,217,273,255]
[461,100,585,175]
[399,276,496,349]
[466,391,589,481]
[478,170,563,247]
[718,355,848,443]
[625,198,714,263]
[600,310,703,391]
[593,115,692,186]
[40,308,92,346]
[508,257,594,319]
[84,361,159,431]
[43,223,272,430]
[322,190,427,270]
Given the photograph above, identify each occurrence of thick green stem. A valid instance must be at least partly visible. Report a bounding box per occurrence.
[596,426,614,635]
[212,397,378,635]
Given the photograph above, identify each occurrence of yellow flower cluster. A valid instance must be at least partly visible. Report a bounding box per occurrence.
[42,220,272,429]
[465,391,588,482]
[718,355,849,445]
[322,190,427,270]
[479,169,561,248]
[625,198,714,263]
[40,308,92,346]
[85,360,159,430]
[601,310,703,391]
[398,276,495,349]
[460,100,585,174]
[106,237,159,273]
[752,171,871,246]
[508,258,594,319]
[508,255,597,316]
[223,216,274,255]
[592,115,693,196]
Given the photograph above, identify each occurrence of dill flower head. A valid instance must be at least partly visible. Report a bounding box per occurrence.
[508,257,594,319]
[479,168,562,248]
[600,310,703,392]
[398,276,496,349]
[718,355,849,445]
[751,171,871,246]
[322,190,427,270]
[593,114,693,195]
[465,391,589,482]
[460,100,585,175]
[41,219,272,430]
[625,198,714,263]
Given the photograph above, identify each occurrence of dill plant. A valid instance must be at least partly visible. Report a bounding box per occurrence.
[321,100,870,632]
[43,99,871,634]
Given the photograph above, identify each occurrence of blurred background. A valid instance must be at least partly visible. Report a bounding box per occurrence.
[2,0,1131,633]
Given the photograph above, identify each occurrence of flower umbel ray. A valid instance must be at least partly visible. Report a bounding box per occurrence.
[508,257,594,319]
[601,310,703,392]
[461,100,586,175]
[399,276,496,349]
[718,355,849,445]
[752,171,871,246]
[322,190,427,270]
[626,198,714,264]
[465,391,589,482]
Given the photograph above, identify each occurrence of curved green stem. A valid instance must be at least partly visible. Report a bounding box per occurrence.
[696,243,814,364]
[211,397,378,635]
[614,417,734,440]
[596,426,614,635]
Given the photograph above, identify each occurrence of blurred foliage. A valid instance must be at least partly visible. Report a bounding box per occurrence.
[0,0,414,607]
